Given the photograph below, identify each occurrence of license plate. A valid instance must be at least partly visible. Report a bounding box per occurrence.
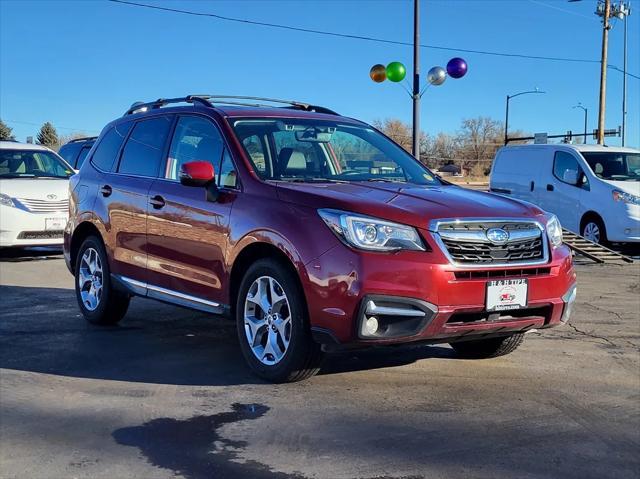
[45,217,66,231]
[486,278,528,312]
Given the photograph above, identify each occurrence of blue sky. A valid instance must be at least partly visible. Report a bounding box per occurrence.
[1,0,638,147]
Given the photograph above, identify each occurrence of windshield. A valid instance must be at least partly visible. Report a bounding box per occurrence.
[581,151,640,182]
[231,118,440,185]
[0,149,73,178]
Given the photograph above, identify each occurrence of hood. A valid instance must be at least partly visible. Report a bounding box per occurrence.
[603,180,640,196]
[0,178,70,201]
[275,182,545,229]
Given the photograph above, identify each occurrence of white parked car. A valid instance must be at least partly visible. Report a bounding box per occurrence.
[0,141,74,248]
[490,144,640,244]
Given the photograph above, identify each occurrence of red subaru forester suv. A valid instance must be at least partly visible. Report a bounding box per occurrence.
[64,95,577,382]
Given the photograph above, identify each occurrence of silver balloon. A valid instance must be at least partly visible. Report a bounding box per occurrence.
[427,66,447,86]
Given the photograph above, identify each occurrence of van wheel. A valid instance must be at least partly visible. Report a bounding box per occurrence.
[236,258,323,383]
[75,236,130,325]
[450,333,525,359]
[581,216,607,245]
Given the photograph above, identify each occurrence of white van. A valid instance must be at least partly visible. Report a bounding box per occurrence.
[490,144,640,245]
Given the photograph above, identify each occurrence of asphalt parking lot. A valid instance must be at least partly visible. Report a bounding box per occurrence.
[1,249,639,479]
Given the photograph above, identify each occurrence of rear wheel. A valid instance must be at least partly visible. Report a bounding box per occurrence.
[450,333,525,359]
[75,236,130,325]
[236,259,323,382]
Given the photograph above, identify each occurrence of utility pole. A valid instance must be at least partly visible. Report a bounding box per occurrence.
[596,0,612,145]
[621,1,631,146]
[412,0,420,159]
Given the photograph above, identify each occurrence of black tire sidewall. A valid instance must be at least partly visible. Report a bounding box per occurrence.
[235,259,314,381]
[74,236,118,324]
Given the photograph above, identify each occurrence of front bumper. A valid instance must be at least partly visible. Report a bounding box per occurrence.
[0,205,67,247]
[304,237,576,346]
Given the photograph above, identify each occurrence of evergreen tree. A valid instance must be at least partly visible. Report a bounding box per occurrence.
[0,119,15,141]
[37,122,59,148]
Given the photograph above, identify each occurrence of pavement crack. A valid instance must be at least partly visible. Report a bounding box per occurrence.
[583,302,626,322]
[566,323,618,348]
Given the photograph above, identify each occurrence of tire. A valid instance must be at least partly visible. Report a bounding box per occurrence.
[581,216,608,245]
[235,258,323,382]
[450,333,525,359]
[74,235,130,325]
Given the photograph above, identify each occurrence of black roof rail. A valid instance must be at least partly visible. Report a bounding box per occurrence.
[123,96,214,116]
[123,95,338,117]
[67,136,98,143]
[192,95,339,115]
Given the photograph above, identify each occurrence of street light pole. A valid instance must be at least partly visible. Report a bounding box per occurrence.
[412,0,420,159]
[621,1,631,146]
[573,104,588,144]
[504,89,546,145]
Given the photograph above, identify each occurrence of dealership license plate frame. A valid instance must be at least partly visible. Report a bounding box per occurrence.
[486,278,528,312]
[45,217,66,231]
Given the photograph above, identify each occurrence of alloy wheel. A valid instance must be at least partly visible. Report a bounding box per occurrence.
[243,275,292,366]
[78,248,103,311]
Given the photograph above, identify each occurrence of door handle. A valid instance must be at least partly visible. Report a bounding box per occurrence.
[546,184,554,191]
[530,181,535,192]
[149,195,166,209]
[100,185,112,197]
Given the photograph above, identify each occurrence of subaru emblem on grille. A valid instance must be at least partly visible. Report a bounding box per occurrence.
[486,228,509,245]
[46,194,57,200]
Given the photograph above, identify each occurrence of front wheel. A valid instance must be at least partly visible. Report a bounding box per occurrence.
[236,259,323,382]
[582,217,607,245]
[75,236,130,325]
[450,333,525,359]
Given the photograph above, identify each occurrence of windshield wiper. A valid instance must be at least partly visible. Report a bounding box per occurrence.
[365,178,406,183]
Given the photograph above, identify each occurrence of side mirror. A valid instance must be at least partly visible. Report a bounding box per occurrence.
[179,161,215,187]
[562,169,580,185]
[179,161,219,202]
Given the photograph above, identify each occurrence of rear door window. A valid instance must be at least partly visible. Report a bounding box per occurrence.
[91,122,133,172]
[118,116,173,177]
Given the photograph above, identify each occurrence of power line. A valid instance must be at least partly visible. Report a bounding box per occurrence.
[108,0,637,77]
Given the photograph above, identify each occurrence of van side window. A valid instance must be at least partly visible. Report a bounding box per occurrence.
[165,116,224,181]
[91,122,132,172]
[118,116,172,177]
[553,151,584,185]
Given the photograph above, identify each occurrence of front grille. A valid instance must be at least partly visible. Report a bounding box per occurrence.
[17,230,64,240]
[15,197,69,213]
[436,220,547,266]
[454,267,551,280]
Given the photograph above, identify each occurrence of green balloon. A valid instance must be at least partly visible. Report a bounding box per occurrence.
[386,62,406,82]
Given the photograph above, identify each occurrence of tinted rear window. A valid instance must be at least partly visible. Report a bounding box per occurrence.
[76,145,93,169]
[91,123,132,172]
[58,143,81,166]
[118,116,172,177]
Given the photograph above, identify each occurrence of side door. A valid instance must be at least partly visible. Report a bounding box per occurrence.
[100,115,173,285]
[146,114,239,311]
[537,150,585,232]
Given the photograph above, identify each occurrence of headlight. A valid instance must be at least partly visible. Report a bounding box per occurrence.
[612,189,640,206]
[546,214,563,247]
[318,209,426,251]
[0,193,15,208]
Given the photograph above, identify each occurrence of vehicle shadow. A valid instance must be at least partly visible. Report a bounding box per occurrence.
[0,246,64,262]
[0,284,455,386]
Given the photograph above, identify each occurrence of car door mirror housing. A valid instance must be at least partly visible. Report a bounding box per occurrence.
[562,169,580,186]
[179,161,215,187]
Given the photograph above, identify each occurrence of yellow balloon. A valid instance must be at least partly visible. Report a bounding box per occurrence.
[370,64,387,83]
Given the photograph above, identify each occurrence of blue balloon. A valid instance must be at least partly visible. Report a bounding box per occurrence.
[447,58,468,79]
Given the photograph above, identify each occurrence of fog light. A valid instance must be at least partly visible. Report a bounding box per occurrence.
[561,284,577,323]
[364,316,379,335]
